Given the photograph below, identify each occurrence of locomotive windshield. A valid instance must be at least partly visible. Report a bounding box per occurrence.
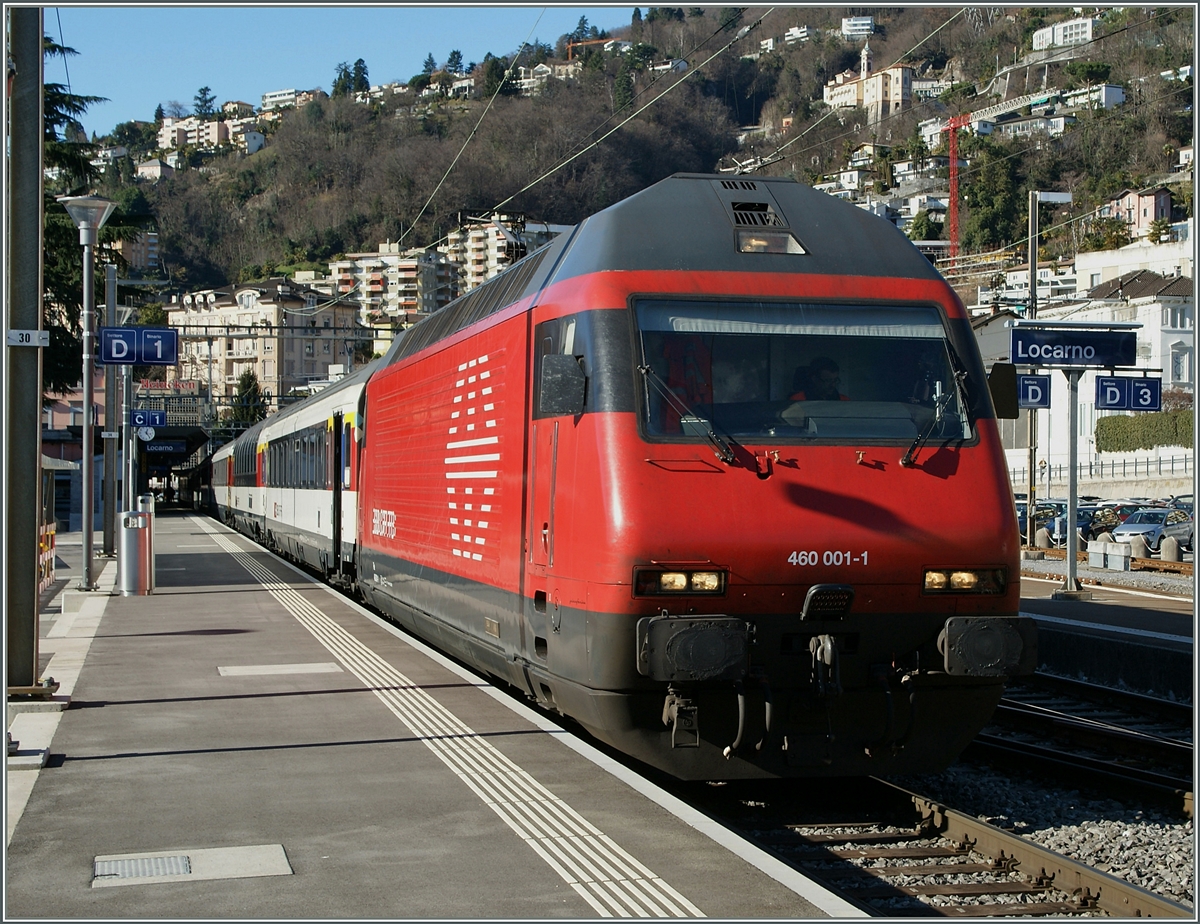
[635,299,972,443]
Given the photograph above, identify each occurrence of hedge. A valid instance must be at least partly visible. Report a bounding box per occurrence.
[1095,409,1194,451]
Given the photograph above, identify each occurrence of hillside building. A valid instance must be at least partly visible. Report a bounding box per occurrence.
[166,280,366,411]
[823,42,912,126]
[1032,16,1099,51]
[328,244,459,329]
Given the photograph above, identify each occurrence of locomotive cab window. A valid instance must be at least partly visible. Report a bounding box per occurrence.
[635,299,974,444]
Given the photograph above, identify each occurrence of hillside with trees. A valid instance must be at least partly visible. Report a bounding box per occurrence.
[68,7,1195,295]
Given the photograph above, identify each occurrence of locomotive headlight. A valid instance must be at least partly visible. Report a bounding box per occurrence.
[660,572,689,592]
[924,570,949,591]
[634,568,728,596]
[924,569,1007,594]
[950,571,978,591]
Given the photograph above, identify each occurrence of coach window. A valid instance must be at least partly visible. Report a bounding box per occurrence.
[342,422,352,487]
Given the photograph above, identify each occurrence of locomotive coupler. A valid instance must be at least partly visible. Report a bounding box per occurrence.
[809,634,841,698]
[722,680,746,758]
[662,686,700,748]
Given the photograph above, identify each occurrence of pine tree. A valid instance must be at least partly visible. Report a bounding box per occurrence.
[351,59,370,93]
[613,62,635,112]
[423,53,437,75]
[445,49,463,74]
[230,370,267,424]
[194,86,217,118]
[331,62,352,97]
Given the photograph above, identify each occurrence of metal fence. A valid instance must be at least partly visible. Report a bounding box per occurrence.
[1009,454,1194,488]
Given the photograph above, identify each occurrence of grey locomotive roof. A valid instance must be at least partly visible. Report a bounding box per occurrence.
[548,173,942,284]
[386,174,942,367]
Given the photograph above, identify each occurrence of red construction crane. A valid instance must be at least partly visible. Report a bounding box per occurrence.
[943,113,972,263]
[567,39,609,60]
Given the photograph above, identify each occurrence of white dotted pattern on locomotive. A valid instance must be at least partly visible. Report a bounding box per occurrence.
[446,353,498,563]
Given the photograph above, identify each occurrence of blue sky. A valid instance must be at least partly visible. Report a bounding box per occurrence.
[46,5,637,138]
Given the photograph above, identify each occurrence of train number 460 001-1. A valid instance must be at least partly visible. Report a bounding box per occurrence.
[788,550,869,566]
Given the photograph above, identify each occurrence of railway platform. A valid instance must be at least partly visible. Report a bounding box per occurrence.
[6,511,860,919]
[1019,572,1193,700]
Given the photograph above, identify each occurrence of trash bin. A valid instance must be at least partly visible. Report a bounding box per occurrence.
[136,493,156,587]
[119,512,153,596]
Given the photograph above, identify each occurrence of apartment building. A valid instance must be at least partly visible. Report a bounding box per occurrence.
[440,215,530,293]
[1032,16,1098,51]
[157,116,229,151]
[328,244,459,328]
[157,115,264,153]
[114,231,160,272]
[1103,187,1174,240]
[166,279,366,410]
[841,16,874,38]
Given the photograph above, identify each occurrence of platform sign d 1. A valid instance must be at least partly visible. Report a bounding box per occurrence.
[1096,376,1161,411]
[1017,374,1051,409]
[99,327,178,365]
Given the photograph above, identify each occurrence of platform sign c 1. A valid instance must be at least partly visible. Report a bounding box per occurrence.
[1096,376,1161,411]
[130,409,167,428]
[1017,374,1051,409]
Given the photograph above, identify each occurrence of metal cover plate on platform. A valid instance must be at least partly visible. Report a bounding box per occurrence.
[91,845,292,887]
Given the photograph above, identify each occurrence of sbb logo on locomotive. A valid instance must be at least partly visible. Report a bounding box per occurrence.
[371,507,397,539]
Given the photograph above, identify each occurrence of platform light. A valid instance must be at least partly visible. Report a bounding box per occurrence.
[58,194,117,593]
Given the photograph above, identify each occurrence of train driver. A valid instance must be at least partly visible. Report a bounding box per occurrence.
[789,356,848,401]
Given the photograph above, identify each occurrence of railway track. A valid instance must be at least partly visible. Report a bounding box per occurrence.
[1029,547,1194,577]
[967,673,1194,817]
[670,777,1192,917]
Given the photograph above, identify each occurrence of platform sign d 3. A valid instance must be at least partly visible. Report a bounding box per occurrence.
[1096,376,1161,411]
[99,327,178,365]
[1017,374,1051,409]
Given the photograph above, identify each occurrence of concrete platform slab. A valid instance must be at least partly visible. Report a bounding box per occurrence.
[6,512,858,919]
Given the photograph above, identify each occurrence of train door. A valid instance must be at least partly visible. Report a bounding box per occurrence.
[523,315,584,666]
[331,413,343,575]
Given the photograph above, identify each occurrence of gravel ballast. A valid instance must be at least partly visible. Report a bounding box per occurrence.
[894,762,1194,908]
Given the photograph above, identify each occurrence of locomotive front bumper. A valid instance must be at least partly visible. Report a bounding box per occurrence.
[938,615,1037,677]
[634,612,1037,682]
[635,614,752,683]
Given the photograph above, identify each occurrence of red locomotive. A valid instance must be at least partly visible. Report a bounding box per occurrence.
[217,174,1034,779]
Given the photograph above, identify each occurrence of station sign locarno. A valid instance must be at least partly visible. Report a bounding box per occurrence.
[1010,328,1137,368]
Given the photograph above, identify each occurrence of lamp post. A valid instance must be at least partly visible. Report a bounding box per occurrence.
[58,195,116,591]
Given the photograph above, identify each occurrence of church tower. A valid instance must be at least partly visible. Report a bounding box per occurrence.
[860,40,873,80]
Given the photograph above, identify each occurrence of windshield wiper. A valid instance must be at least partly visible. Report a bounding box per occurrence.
[637,364,737,464]
[900,369,967,468]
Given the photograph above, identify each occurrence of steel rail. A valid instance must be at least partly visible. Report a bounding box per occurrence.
[885,780,1194,918]
[966,735,1194,814]
[1022,673,1194,726]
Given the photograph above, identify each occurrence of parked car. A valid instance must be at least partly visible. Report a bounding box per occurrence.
[1016,502,1061,540]
[1169,493,1194,515]
[1099,501,1152,523]
[1077,505,1122,543]
[1111,507,1193,552]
